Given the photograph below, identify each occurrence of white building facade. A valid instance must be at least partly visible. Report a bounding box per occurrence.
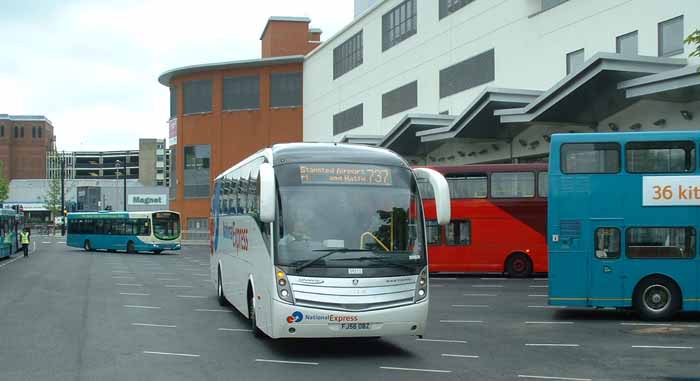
[304,0,700,165]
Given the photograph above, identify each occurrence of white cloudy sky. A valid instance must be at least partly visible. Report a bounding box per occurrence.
[0,0,354,151]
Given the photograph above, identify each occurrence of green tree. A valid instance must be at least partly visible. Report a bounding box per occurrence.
[44,175,63,219]
[0,161,8,203]
[687,29,700,58]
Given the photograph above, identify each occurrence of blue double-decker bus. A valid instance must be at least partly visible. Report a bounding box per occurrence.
[0,208,23,258]
[67,211,181,254]
[548,131,699,320]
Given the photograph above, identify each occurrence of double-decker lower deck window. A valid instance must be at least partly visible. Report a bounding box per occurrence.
[626,141,695,173]
[626,227,695,259]
[561,143,620,174]
[491,172,535,198]
[446,221,471,246]
[594,228,620,259]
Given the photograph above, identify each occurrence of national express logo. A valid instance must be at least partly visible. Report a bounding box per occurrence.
[222,223,249,252]
[287,311,304,324]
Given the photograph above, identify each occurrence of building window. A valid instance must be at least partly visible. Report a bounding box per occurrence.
[595,228,621,259]
[333,31,363,79]
[14,126,18,138]
[626,141,695,173]
[439,0,474,19]
[447,176,487,199]
[382,80,417,118]
[446,220,471,245]
[20,127,24,138]
[426,220,441,245]
[183,79,213,115]
[169,87,177,118]
[561,143,621,174]
[223,75,260,111]
[38,126,42,138]
[491,172,535,198]
[184,145,210,198]
[270,72,302,108]
[658,15,684,57]
[440,49,495,98]
[0,125,4,137]
[626,227,695,259]
[333,103,363,135]
[616,31,638,56]
[32,127,36,138]
[566,49,584,74]
[541,0,567,12]
[382,0,417,52]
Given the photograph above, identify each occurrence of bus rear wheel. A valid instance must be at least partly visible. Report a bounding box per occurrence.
[634,276,681,321]
[84,240,93,252]
[506,253,532,278]
[127,241,136,254]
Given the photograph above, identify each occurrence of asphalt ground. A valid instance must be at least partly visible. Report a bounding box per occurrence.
[0,239,698,381]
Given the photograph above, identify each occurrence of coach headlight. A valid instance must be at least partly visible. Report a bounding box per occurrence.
[414,267,428,303]
[275,268,294,303]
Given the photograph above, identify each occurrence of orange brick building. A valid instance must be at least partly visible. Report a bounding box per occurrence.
[0,114,55,181]
[158,16,321,235]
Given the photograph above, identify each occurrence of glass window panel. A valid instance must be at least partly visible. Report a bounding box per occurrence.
[616,31,639,56]
[627,227,695,259]
[446,221,471,245]
[595,227,620,259]
[659,16,684,57]
[448,176,487,199]
[561,143,621,174]
[491,172,535,198]
[566,49,584,74]
[426,220,441,245]
[626,141,695,173]
[538,172,549,197]
[417,179,434,199]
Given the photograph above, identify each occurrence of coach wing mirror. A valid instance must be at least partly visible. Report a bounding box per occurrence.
[414,168,451,225]
[259,163,276,223]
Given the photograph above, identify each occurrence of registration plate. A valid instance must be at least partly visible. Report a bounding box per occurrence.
[340,322,371,330]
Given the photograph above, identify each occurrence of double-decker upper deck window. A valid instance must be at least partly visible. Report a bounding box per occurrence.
[382,0,417,51]
[491,172,535,198]
[537,172,549,197]
[627,227,695,259]
[447,176,487,199]
[561,143,621,174]
[417,178,435,199]
[626,141,695,173]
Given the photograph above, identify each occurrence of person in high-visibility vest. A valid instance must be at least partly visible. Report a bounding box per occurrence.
[20,228,30,257]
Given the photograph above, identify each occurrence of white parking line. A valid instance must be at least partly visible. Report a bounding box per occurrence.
[116,283,143,287]
[529,294,548,297]
[416,338,467,344]
[429,284,445,288]
[472,285,504,288]
[144,351,199,358]
[120,293,150,296]
[0,255,24,269]
[528,305,566,309]
[632,345,693,349]
[517,375,591,381]
[463,293,498,297]
[525,321,574,325]
[431,277,457,281]
[124,305,160,309]
[529,285,549,288]
[452,304,489,308]
[218,328,253,332]
[176,295,207,299]
[132,323,176,328]
[620,322,671,327]
[195,309,232,313]
[153,272,176,276]
[41,241,52,244]
[380,366,452,374]
[112,271,133,274]
[157,278,180,281]
[441,353,479,359]
[525,343,580,347]
[479,278,507,281]
[255,359,318,366]
[533,278,548,281]
[192,273,209,276]
[440,320,484,323]
[165,285,193,288]
[112,276,135,279]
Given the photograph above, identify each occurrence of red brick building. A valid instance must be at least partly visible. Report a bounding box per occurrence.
[0,114,55,181]
[158,17,321,235]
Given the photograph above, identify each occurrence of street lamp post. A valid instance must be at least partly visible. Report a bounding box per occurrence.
[115,158,127,212]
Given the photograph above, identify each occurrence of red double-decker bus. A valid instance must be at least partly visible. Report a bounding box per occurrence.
[418,164,548,277]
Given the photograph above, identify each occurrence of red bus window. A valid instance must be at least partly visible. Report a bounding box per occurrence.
[446,220,471,246]
[426,221,441,245]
